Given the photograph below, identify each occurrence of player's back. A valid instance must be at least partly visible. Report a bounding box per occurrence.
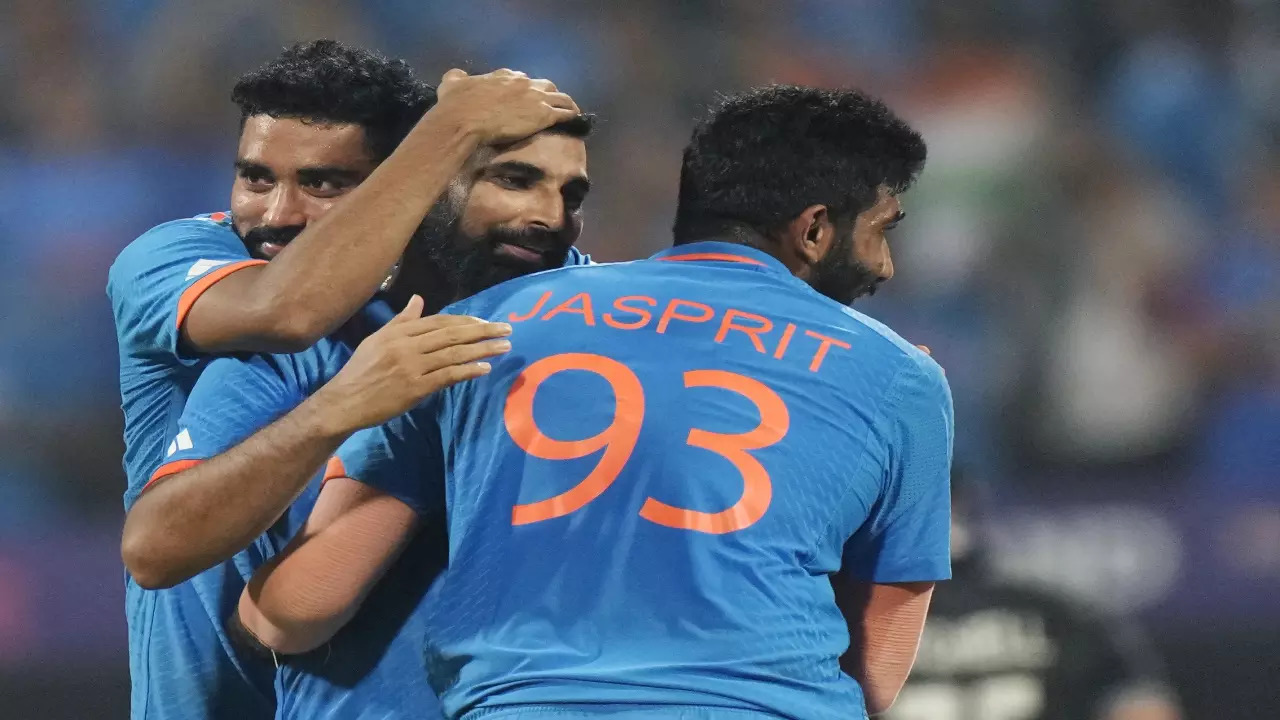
[425,242,949,720]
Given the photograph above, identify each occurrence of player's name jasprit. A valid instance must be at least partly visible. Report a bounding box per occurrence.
[507,290,851,373]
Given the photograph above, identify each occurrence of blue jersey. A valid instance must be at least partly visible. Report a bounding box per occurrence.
[159,300,445,720]
[335,241,954,720]
[107,212,272,719]
[155,249,594,720]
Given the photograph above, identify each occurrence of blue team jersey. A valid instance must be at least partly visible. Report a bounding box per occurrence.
[153,248,594,720]
[107,212,274,719]
[336,241,954,720]
[159,300,444,720]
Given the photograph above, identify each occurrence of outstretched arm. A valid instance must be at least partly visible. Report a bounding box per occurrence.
[182,68,581,354]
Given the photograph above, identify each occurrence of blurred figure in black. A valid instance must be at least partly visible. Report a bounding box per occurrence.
[885,469,1182,720]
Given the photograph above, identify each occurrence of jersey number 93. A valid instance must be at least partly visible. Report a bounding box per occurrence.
[504,352,790,534]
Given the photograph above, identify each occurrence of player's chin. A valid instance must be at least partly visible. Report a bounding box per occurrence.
[496,253,563,278]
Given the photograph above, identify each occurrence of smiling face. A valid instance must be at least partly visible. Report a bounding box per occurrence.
[229,115,378,260]
[404,130,591,301]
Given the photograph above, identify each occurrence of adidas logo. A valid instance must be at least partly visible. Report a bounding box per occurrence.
[186,258,234,280]
[166,429,193,457]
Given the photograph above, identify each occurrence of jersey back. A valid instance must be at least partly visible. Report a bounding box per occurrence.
[345,242,953,720]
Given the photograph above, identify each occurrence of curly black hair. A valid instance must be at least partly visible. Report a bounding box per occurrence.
[673,85,927,244]
[232,39,435,161]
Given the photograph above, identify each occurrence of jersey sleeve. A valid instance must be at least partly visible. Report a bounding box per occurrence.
[842,358,954,583]
[107,217,264,365]
[329,400,445,517]
[145,353,305,492]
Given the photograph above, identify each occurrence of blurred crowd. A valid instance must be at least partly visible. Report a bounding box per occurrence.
[1,0,1279,715]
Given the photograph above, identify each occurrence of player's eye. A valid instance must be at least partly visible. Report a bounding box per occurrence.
[562,185,589,213]
[301,178,351,197]
[494,173,534,190]
[239,170,273,190]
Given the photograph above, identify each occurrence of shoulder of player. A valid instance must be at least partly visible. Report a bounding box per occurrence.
[108,214,244,283]
[812,301,946,385]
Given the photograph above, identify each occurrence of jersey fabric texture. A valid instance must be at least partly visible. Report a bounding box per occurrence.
[335,241,954,720]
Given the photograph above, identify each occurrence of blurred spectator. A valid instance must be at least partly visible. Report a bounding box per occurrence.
[885,471,1184,720]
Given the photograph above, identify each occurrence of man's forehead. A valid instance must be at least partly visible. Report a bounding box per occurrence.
[486,133,588,175]
[237,115,373,167]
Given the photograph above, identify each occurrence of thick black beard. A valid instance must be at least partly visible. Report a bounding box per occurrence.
[386,203,571,313]
[808,232,884,305]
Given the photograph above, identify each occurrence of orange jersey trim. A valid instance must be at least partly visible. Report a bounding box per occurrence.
[143,458,204,493]
[175,259,268,330]
[322,456,348,484]
[656,253,766,267]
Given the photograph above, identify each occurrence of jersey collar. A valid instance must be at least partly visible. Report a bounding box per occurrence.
[650,241,792,277]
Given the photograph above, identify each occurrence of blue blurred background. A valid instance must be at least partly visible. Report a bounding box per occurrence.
[1,0,1278,717]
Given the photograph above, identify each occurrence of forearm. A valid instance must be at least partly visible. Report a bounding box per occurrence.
[248,111,478,343]
[836,579,934,715]
[122,396,350,589]
[239,484,417,654]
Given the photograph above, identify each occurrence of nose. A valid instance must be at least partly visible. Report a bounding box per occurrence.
[261,186,308,228]
[523,188,565,232]
[879,248,895,282]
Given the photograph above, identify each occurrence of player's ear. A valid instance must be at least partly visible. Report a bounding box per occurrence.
[782,204,835,271]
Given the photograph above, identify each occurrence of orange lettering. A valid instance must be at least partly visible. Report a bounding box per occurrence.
[639,370,788,534]
[804,330,852,372]
[656,299,715,334]
[603,295,657,330]
[506,354,644,525]
[540,292,596,326]
[508,290,552,323]
[714,309,773,354]
[773,323,797,359]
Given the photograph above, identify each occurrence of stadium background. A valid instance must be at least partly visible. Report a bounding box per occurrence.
[1,0,1277,717]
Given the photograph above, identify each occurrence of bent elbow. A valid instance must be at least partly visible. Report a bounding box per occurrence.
[121,535,180,590]
[260,309,329,353]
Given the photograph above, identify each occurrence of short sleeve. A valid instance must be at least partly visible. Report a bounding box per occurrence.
[331,400,445,517]
[145,353,305,492]
[843,359,954,583]
[107,217,263,366]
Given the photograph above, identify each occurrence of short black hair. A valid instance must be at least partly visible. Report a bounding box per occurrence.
[232,39,435,161]
[545,114,595,139]
[673,85,927,244]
